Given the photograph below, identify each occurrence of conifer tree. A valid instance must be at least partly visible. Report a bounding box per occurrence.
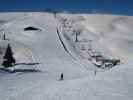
[3,33,6,40]
[2,44,15,68]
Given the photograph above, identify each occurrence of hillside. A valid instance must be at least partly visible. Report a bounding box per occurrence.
[0,12,133,100]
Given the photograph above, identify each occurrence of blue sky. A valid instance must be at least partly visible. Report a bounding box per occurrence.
[0,0,133,15]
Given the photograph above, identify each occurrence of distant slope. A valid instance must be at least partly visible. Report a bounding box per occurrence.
[56,13,133,63]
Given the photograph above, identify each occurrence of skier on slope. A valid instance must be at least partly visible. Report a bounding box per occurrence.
[60,73,64,81]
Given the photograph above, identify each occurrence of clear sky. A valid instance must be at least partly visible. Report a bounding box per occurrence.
[0,0,132,15]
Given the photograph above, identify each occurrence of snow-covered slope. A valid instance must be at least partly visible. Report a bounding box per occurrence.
[56,14,133,63]
[0,12,133,100]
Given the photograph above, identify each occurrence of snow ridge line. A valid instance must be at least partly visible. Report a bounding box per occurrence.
[56,27,68,53]
[56,27,76,60]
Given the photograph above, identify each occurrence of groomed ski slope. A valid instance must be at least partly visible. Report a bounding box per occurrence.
[0,12,133,100]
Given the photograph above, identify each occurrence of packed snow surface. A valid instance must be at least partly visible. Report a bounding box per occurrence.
[0,12,133,100]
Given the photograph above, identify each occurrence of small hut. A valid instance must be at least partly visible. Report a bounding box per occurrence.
[24,26,41,31]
